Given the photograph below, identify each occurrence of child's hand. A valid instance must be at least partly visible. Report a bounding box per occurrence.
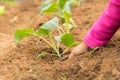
[69,42,88,59]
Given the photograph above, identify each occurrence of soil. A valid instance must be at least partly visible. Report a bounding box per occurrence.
[0,0,120,80]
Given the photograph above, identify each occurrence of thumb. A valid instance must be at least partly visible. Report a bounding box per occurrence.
[68,42,88,59]
[69,52,75,59]
[69,48,80,59]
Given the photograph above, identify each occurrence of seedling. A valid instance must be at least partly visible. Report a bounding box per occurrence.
[71,0,85,6]
[0,6,5,15]
[58,75,68,80]
[40,0,77,33]
[14,17,78,58]
[89,47,99,55]
[0,0,16,4]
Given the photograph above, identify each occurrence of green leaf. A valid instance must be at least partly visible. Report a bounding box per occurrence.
[61,17,65,23]
[63,11,72,22]
[61,33,74,47]
[36,28,49,36]
[58,0,67,10]
[54,35,62,42]
[68,41,79,48]
[3,0,15,5]
[14,28,34,42]
[39,0,53,10]
[40,2,58,14]
[64,1,72,13]
[58,0,67,16]
[69,0,78,6]
[41,17,59,30]
[0,6,5,15]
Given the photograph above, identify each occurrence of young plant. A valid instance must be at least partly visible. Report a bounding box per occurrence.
[14,17,78,58]
[0,6,5,15]
[0,0,16,4]
[70,0,85,6]
[40,0,77,33]
[58,75,68,80]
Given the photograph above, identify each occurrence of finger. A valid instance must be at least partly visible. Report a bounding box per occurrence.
[69,52,75,59]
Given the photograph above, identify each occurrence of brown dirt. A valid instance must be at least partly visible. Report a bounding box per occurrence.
[0,0,120,80]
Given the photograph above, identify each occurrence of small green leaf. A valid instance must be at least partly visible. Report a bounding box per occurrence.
[40,2,58,14]
[61,33,74,47]
[69,0,79,6]
[41,17,59,30]
[61,17,65,23]
[54,35,62,42]
[14,28,34,42]
[58,0,67,16]
[63,11,72,22]
[36,28,49,36]
[58,0,67,10]
[68,41,79,48]
[1,0,16,5]
[64,1,72,13]
[5,1,16,4]
[39,0,53,10]
[0,6,5,15]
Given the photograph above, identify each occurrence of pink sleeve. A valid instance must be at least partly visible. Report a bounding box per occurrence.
[84,0,120,48]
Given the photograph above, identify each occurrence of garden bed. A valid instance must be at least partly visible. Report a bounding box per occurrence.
[0,0,120,80]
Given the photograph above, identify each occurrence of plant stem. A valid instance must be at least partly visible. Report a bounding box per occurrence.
[41,36,61,58]
[49,32,61,58]
[62,47,69,55]
[70,18,77,27]
[34,33,61,58]
[65,22,70,33]
[56,28,61,50]
[89,47,99,55]
[58,27,65,34]
[39,36,53,48]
